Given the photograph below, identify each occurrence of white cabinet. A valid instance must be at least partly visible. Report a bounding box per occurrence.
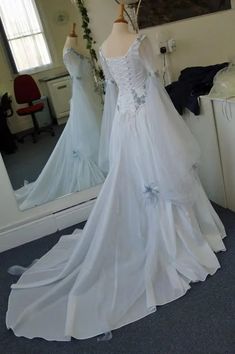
[212,99,235,211]
[184,97,227,208]
[34,96,52,128]
[46,76,72,124]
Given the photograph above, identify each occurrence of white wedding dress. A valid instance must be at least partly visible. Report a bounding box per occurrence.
[15,48,104,210]
[6,34,227,341]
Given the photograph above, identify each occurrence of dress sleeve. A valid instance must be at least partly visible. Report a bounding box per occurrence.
[139,35,158,76]
[98,50,118,175]
[138,36,201,206]
[63,48,84,77]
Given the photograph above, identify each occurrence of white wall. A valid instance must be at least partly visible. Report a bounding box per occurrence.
[152,9,235,81]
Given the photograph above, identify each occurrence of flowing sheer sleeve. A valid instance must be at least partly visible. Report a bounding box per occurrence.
[98,50,118,175]
[139,35,158,76]
[139,36,201,206]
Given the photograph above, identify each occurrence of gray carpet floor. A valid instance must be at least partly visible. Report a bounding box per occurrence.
[0,204,234,354]
[2,124,65,190]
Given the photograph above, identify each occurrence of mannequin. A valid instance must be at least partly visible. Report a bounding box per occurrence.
[6,0,227,343]
[101,2,137,59]
[63,23,80,55]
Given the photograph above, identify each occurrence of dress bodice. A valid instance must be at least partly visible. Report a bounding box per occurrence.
[63,48,97,96]
[63,48,85,78]
[63,48,85,99]
[104,37,147,92]
[100,35,149,113]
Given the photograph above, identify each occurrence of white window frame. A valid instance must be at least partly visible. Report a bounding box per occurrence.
[0,0,52,74]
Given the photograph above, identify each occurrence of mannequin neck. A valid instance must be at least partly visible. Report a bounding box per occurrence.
[101,22,137,58]
[63,36,79,52]
[111,22,130,36]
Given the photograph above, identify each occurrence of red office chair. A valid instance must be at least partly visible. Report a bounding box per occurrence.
[14,74,54,143]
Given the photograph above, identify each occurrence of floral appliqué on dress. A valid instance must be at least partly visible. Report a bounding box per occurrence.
[143,183,160,206]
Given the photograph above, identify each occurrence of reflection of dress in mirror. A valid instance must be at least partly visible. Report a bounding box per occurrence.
[15,28,104,210]
[6,7,227,342]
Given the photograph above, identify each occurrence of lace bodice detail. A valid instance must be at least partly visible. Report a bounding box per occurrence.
[63,48,86,78]
[100,35,150,114]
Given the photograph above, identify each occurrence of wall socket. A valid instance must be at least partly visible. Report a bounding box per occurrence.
[167,39,176,53]
[158,38,176,54]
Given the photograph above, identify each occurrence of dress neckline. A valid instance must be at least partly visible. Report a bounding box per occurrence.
[100,34,145,61]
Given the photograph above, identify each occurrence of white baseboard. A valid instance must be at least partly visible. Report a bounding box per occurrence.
[54,199,94,230]
[0,199,95,253]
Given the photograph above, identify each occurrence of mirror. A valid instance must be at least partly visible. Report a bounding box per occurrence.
[0,0,105,211]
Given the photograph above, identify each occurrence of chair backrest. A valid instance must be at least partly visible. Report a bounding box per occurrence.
[14,74,41,104]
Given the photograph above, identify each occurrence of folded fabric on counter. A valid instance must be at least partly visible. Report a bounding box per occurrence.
[165,62,229,115]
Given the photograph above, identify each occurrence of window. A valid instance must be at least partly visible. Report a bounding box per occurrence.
[0,0,52,73]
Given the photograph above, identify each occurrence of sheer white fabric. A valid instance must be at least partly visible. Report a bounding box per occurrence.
[209,63,235,99]
[98,53,118,175]
[6,35,227,341]
[15,49,104,210]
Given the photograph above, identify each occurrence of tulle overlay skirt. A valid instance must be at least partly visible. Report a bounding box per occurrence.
[6,77,226,341]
